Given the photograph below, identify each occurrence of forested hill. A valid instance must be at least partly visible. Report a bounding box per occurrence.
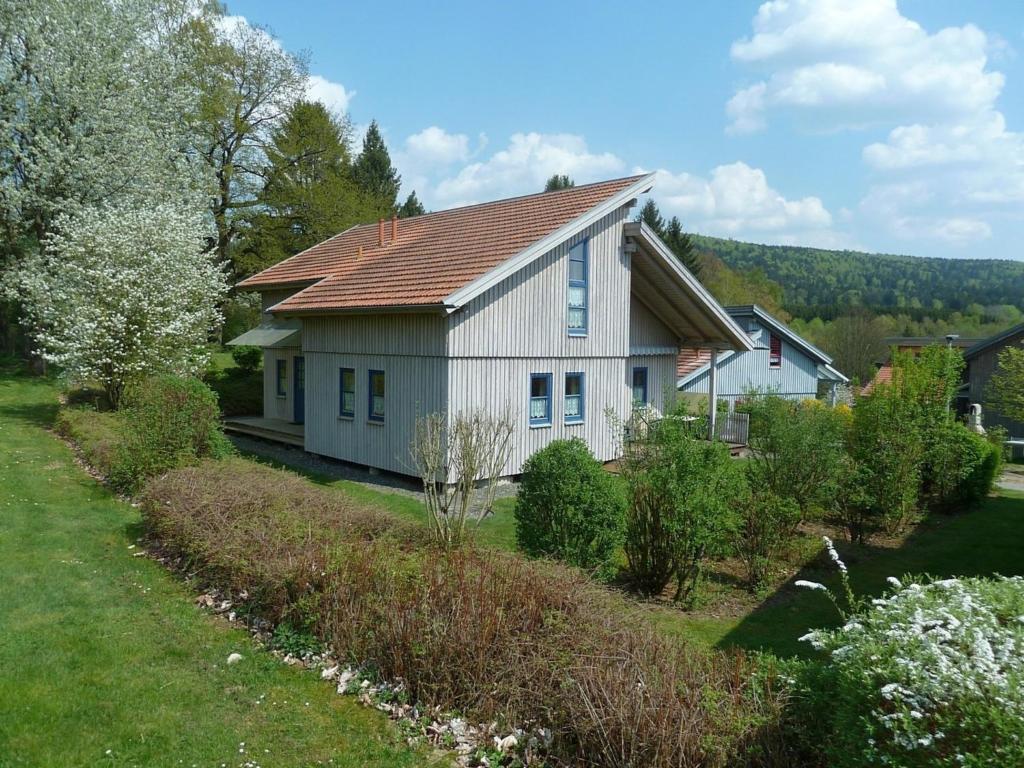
[692,235,1024,318]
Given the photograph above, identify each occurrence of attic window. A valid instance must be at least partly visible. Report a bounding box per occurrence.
[769,333,782,368]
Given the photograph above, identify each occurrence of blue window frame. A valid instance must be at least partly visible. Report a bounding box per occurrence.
[632,366,648,407]
[276,359,287,397]
[368,370,385,422]
[339,367,355,418]
[564,372,584,424]
[529,373,552,426]
[567,239,588,336]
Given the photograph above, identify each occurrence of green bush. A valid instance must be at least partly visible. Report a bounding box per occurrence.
[55,406,125,478]
[205,366,262,416]
[619,413,744,604]
[733,490,800,592]
[744,394,848,525]
[108,375,233,494]
[923,422,996,511]
[230,345,262,373]
[793,575,1024,768]
[514,438,625,579]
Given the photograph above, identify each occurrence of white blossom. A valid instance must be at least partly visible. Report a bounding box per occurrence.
[10,201,226,405]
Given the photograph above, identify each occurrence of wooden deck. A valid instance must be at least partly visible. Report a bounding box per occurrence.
[223,416,304,447]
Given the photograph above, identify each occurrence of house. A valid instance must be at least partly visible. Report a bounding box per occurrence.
[676,305,848,408]
[962,322,1024,442]
[862,335,980,395]
[227,174,754,477]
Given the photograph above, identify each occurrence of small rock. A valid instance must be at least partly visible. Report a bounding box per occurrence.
[495,734,518,753]
[226,652,243,665]
[320,665,339,681]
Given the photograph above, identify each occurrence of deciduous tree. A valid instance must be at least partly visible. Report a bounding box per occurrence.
[543,174,575,192]
[9,203,227,408]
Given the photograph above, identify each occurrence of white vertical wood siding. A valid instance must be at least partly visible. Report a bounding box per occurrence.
[447,208,631,358]
[263,348,300,421]
[449,357,629,474]
[300,315,448,475]
[628,353,679,416]
[445,206,636,474]
[629,295,679,350]
[680,322,820,407]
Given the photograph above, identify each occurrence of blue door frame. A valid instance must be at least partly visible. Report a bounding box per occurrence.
[293,356,305,424]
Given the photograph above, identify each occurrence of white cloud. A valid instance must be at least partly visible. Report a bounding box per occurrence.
[891,215,992,244]
[428,132,625,208]
[650,162,832,236]
[306,75,354,114]
[728,0,1003,133]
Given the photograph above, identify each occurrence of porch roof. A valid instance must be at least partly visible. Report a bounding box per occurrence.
[226,318,302,348]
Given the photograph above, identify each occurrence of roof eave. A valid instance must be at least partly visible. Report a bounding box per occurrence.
[441,173,656,311]
[269,302,452,317]
[727,304,834,365]
[627,221,755,352]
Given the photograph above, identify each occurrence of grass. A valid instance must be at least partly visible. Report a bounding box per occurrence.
[0,368,436,767]
[647,490,1024,656]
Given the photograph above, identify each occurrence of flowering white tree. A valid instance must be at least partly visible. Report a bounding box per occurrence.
[11,202,227,407]
[0,0,213,249]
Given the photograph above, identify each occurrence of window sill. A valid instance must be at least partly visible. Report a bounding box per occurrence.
[529,421,552,429]
[367,419,385,426]
[564,420,584,426]
[338,415,354,421]
[568,331,588,338]
[276,394,286,400]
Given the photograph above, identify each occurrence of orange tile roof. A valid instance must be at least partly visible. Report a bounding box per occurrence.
[861,362,893,395]
[238,175,648,313]
[677,347,712,377]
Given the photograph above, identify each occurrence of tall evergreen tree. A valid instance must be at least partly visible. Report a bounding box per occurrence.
[234,100,376,275]
[352,120,401,215]
[637,200,703,277]
[398,191,426,218]
[637,199,665,236]
[664,216,702,277]
[544,174,575,192]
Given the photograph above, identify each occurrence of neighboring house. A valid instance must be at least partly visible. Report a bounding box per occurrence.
[963,322,1024,439]
[862,335,981,395]
[677,305,848,408]
[227,174,754,477]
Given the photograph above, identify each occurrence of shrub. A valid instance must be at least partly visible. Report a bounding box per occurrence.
[847,379,923,538]
[230,345,262,373]
[108,375,233,493]
[55,406,124,478]
[744,395,847,524]
[139,457,790,768]
[514,438,625,579]
[205,366,262,416]
[733,490,800,592]
[619,414,744,604]
[923,422,996,511]
[795,575,1024,768]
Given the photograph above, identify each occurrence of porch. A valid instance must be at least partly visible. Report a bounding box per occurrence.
[223,416,304,447]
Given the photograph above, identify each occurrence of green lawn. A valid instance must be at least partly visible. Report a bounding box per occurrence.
[646,490,1024,656]
[0,368,434,767]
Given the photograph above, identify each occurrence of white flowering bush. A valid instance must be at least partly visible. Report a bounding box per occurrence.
[10,202,226,407]
[797,573,1024,767]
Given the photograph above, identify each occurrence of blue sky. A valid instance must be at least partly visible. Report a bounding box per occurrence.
[228,0,1024,260]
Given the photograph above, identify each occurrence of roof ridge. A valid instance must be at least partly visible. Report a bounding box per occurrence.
[386,173,649,224]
